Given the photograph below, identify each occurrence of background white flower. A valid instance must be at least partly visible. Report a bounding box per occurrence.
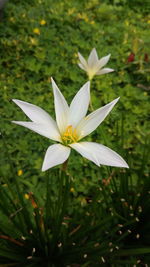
[78,48,114,80]
[12,79,128,171]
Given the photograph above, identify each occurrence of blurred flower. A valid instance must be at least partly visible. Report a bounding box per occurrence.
[125,20,129,26]
[40,19,46,25]
[102,178,111,186]
[70,187,75,193]
[68,8,76,15]
[80,197,87,206]
[24,193,29,200]
[28,192,38,209]
[12,79,128,171]
[2,184,7,187]
[127,53,135,63]
[78,48,114,80]
[77,13,89,23]
[33,28,40,35]
[18,169,23,176]
[144,53,149,62]
[22,13,26,18]
[30,37,38,45]
[9,17,15,23]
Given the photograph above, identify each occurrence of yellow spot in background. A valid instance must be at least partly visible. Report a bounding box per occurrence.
[81,197,87,206]
[33,28,40,35]
[147,20,150,24]
[18,169,23,176]
[16,73,21,78]
[2,184,7,187]
[74,53,78,58]
[30,37,38,45]
[12,40,18,46]
[90,20,95,25]
[70,187,75,193]
[125,20,129,26]
[22,13,26,18]
[67,8,76,15]
[132,38,139,54]
[76,13,89,23]
[24,194,29,200]
[40,19,46,25]
[9,17,15,23]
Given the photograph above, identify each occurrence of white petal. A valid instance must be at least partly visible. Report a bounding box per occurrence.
[51,78,69,134]
[98,54,111,69]
[78,63,86,71]
[70,142,129,168]
[70,142,100,166]
[69,81,90,127]
[78,52,88,68]
[76,97,120,139]
[12,121,61,141]
[42,144,71,171]
[88,48,99,67]
[12,99,55,125]
[96,68,114,75]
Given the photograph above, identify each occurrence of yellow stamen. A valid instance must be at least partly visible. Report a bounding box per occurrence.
[61,125,78,145]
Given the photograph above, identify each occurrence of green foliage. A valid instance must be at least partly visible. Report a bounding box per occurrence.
[0,0,150,265]
[0,0,150,176]
[0,156,150,266]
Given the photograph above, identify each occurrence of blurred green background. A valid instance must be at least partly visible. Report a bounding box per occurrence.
[0,0,150,182]
[0,0,150,265]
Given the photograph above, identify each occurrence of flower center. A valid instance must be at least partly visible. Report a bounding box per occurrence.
[61,125,78,145]
[87,65,98,80]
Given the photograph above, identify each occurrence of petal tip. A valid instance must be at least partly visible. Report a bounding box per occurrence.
[41,165,46,172]
[11,120,16,124]
[41,161,48,172]
[12,99,19,104]
[114,96,120,104]
[123,162,129,168]
[51,78,58,93]
[117,158,129,169]
[109,68,114,72]
[51,77,55,84]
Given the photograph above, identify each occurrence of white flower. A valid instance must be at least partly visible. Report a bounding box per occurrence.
[12,79,128,171]
[78,48,114,80]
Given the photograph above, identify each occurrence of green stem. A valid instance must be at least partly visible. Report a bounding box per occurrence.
[51,161,70,251]
[89,78,94,112]
[89,97,94,111]
[61,159,68,172]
